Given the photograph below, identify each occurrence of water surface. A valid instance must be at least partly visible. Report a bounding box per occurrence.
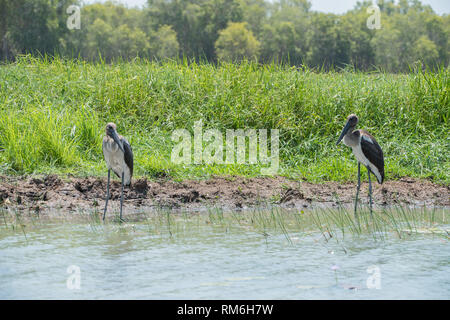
[0,210,449,299]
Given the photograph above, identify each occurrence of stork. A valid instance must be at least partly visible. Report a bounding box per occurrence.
[336,114,384,216]
[102,122,133,222]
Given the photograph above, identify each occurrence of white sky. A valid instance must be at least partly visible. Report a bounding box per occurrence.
[83,0,450,15]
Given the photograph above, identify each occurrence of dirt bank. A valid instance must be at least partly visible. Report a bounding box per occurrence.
[0,175,448,217]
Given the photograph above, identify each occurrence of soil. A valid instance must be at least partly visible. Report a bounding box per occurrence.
[0,175,448,218]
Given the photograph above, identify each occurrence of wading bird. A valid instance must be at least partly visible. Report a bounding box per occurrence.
[336,114,384,216]
[102,122,133,221]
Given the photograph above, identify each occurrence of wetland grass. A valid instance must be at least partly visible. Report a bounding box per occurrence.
[0,204,447,244]
[0,56,448,184]
[111,205,449,242]
[0,57,447,241]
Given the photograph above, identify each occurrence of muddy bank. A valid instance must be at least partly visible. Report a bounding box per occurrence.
[0,175,448,217]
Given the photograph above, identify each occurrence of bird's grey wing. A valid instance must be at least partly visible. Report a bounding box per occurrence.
[122,137,134,178]
[360,132,384,183]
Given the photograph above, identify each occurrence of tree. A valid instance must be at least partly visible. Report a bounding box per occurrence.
[110,25,150,59]
[340,9,375,70]
[240,0,269,36]
[150,25,180,59]
[86,18,113,60]
[1,0,76,59]
[146,0,243,61]
[258,0,310,64]
[215,22,260,62]
[306,13,350,69]
[260,22,298,63]
[424,15,448,65]
[413,35,439,67]
[370,20,402,71]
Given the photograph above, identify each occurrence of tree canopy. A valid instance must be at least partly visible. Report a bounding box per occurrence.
[0,0,448,71]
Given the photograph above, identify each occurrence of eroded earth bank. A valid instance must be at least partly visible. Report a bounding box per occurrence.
[0,175,448,219]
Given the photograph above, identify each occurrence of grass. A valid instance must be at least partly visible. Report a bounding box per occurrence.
[2,205,447,242]
[135,206,449,242]
[0,55,448,183]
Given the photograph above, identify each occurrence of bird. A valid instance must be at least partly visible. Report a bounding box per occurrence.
[336,114,384,217]
[102,122,133,222]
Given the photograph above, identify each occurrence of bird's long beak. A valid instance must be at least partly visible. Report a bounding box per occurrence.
[111,130,125,153]
[336,121,351,145]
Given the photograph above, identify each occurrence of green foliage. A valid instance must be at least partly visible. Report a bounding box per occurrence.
[150,25,180,59]
[215,22,260,62]
[1,0,449,71]
[146,0,242,60]
[306,13,350,69]
[414,35,439,66]
[0,57,448,183]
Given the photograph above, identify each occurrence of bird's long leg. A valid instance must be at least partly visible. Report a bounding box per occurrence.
[103,169,111,221]
[367,167,373,217]
[354,162,361,221]
[119,171,125,222]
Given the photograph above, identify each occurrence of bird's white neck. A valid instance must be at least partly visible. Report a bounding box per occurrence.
[343,129,359,148]
[105,136,123,152]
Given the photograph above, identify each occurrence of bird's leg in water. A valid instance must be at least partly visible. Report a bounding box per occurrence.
[120,172,125,222]
[103,169,111,221]
[367,167,373,217]
[354,162,361,220]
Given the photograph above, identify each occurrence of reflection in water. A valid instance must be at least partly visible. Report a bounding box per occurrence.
[0,209,448,299]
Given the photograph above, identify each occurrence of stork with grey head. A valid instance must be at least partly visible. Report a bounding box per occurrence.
[102,122,133,222]
[336,114,384,217]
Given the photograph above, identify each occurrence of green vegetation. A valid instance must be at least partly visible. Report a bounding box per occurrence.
[2,205,448,242]
[0,57,448,183]
[1,0,449,72]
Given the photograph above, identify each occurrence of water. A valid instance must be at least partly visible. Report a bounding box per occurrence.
[0,211,449,299]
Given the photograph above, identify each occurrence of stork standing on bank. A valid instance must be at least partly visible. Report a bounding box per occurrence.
[336,114,384,216]
[102,122,133,221]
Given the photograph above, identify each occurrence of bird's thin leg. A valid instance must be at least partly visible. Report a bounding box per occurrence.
[103,169,111,221]
[367,167,373,217]
[354,162,361,220]
[119,171,125,222]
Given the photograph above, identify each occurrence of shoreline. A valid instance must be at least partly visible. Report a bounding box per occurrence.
[0,175,448,219]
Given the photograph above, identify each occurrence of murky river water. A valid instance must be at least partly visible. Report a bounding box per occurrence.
[0,210,449,299]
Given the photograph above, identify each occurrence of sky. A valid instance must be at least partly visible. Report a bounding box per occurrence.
[83,0,450,15]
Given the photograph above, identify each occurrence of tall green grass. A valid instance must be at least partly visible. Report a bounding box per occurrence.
[0,56,448,183]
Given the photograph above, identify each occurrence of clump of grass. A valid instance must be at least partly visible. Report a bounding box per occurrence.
[3,205,446,244]
[0,56,448,183]
[310,206,448,241]
[137,206,448,242]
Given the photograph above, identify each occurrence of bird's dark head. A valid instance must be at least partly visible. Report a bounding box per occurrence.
[105,122,117,137]
[346,114,358,127]
[105,122,124,152]
[336,114,358,145]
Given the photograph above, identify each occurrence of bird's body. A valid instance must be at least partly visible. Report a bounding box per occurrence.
[102,135,133,186]
[336,114,385,216]
[102,122,133,221]
[342,129,384,184]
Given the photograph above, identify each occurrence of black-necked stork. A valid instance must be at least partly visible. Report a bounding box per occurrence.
[336,114,384,215]
[102,122,134,222]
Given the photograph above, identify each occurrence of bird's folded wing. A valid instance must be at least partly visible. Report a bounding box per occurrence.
[122,137,134,177]
[360,133,384,182]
